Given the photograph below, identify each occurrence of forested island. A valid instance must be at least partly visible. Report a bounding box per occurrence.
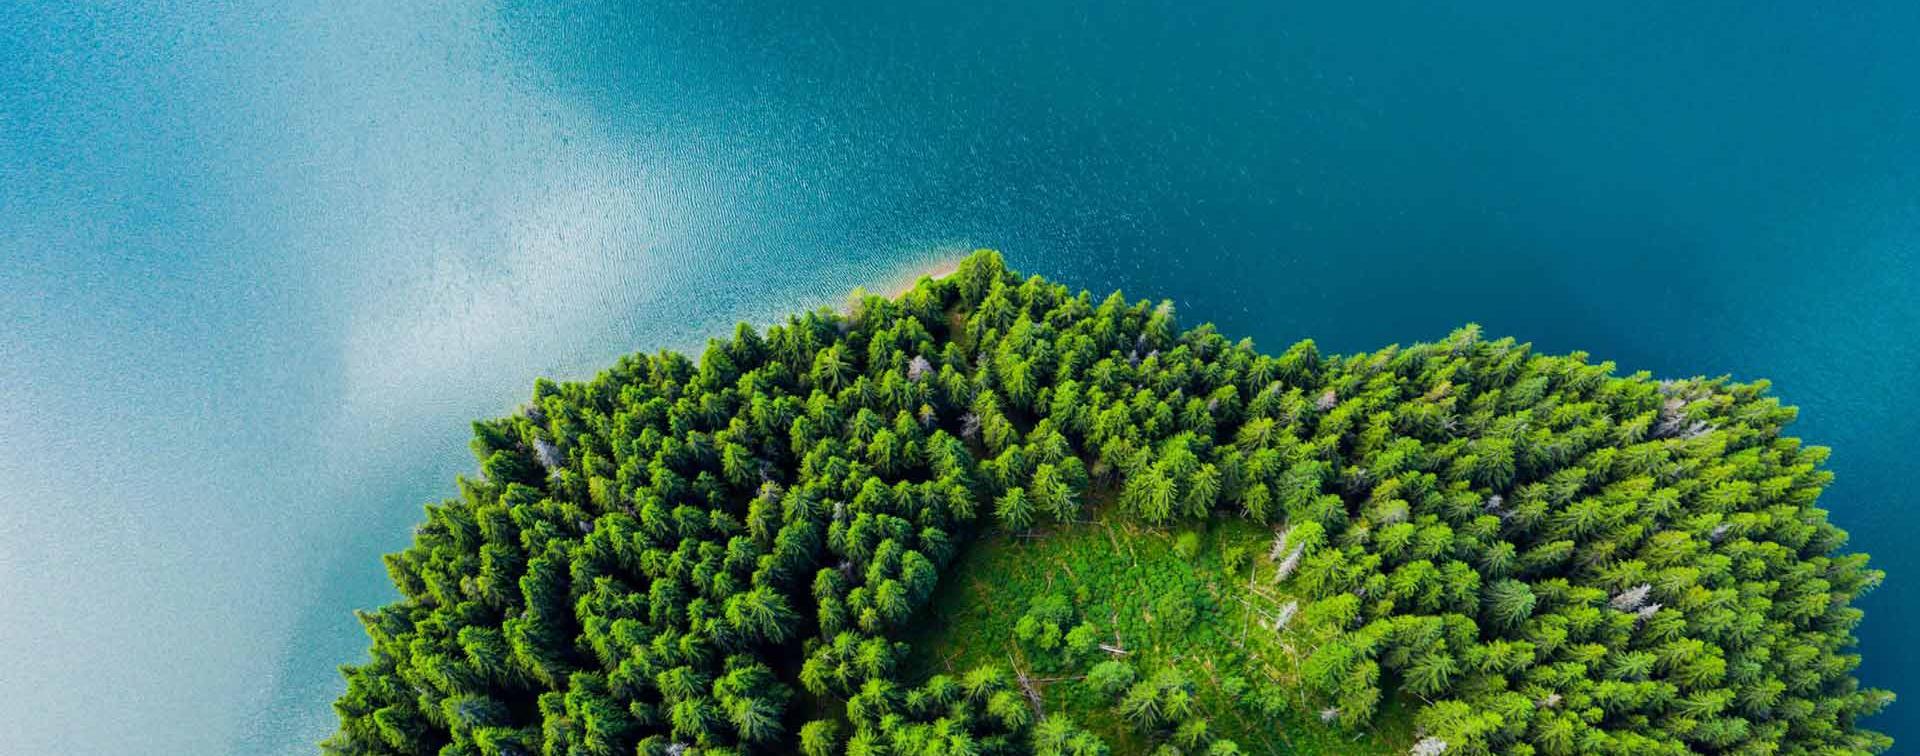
[327,250,1891,755]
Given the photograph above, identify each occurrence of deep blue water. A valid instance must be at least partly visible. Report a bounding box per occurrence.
[3,1,1916,752]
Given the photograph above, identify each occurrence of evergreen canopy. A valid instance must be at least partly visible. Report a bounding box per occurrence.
[328,250,1890,755]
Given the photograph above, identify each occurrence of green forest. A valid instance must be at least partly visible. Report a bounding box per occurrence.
[326,250,1891,755]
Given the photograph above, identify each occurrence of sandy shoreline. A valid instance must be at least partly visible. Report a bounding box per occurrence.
[878,254,968,299]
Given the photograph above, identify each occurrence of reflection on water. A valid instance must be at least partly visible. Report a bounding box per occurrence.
[2,1,1917,753]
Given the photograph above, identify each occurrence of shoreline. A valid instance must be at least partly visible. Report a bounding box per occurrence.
[878,254,968,299]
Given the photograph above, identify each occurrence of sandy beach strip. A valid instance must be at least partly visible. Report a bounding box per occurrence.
[878,253,969,299]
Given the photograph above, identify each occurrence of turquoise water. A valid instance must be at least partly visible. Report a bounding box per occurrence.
[3,1,1916,752]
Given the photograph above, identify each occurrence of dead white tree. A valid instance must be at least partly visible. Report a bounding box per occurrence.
[1610,584,1653,613]
[1654,396,1714,439]
[1011,655,1045,718]
[1270,525,1304,583]
[533,438,562,470]
[1274,545,1304,584]
[1269,526,1294,560]
[1273,600,1298,632]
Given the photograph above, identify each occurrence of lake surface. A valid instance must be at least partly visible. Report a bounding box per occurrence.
[3,1,1916,752]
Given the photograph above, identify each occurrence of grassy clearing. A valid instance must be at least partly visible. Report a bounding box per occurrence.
[902,502,1415,754]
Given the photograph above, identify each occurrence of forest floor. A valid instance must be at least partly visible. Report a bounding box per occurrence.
[901,503,1417,754]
